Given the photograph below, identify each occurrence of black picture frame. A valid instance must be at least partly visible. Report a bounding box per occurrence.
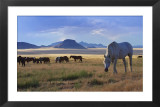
[1,0,160,107]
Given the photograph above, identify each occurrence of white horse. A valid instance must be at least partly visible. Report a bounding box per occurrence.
[104,41,133,73]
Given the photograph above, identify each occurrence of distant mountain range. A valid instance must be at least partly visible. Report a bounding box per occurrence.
[79,41,106,48]
[48,41,62,47]
[17,42,40,49]
[47,41,106,48]
[17,40,143,49]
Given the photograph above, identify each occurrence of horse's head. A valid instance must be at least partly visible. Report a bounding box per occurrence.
[103,54,111,72]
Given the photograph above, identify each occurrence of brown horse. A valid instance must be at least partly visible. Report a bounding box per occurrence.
[55,56,69,63]
[70,56,83,62]
[17,56,26,67]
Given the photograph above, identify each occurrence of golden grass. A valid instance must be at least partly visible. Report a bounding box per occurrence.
[17,54,143,92]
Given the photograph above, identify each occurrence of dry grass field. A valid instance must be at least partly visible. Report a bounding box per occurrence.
[17,53,143,92]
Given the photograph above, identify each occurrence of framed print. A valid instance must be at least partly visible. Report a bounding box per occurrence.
[0,0,160,107]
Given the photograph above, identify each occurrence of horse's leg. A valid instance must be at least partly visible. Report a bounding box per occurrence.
[22,61,24,67]
[129,55,132,72]
[122,58,127,72]
[79,58,82,62]
[113,59,117,73]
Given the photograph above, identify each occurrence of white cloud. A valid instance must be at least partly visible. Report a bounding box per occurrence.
[91,29,105,35]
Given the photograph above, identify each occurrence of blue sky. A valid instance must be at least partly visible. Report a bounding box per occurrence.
[18,16,143,46]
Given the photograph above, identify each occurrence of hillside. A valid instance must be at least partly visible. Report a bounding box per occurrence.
[54,39,86,49]
[17,42,39,49]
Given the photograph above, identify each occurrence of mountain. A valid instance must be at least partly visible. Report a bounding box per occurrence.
[48,41,63,47]
[17,42,39,49]
[54,39,86,49]
[79,41,106,48]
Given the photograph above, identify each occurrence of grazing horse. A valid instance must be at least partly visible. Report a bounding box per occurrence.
[17,56,26,67]
[17,56,22,65]
[26,57,35,63]
[55,56,69,63]
[63,56,69,62]
[138,55,142,58]
[43,57,50,63]
[103,41,133,73]
[70,56,83,62]
[21,57,26,67]
[39,57,50,63]
[33,58,41,64]
[55,57,60,63]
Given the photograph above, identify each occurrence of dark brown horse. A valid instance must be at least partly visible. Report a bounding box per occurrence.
[26,57,35,63]
[17,56,26,66]
[70,56,83,62]
[55,56,69,63]
[39,57,50,63]
[137,55,142,58]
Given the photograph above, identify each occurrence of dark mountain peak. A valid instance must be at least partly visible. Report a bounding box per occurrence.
[54,39,86,49]
[64,39,75,41]
[62,39,77,44]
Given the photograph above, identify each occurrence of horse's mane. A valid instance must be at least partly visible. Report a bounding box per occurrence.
[107,41,120,57]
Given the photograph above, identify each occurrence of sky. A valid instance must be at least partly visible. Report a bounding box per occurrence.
[17,16,143,46]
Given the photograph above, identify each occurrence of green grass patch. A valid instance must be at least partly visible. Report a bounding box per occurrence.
[61,70,93,81]
[74,83,81,90]
[18,78,39,89]
[17,72,33,78]
[47,70,93,81]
